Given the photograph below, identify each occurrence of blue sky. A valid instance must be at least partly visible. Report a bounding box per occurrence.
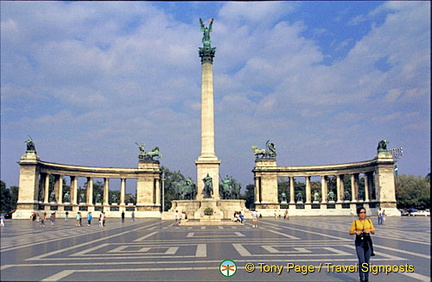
[1,1,430,192]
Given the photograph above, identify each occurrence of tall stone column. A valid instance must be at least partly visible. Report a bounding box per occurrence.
[289,177,295,204]
[70,176,78,205]
[321,176,328,203]
[364,173,370,202]
[305,176,311,204]
[103,178,110,206]
[44,174,50,204]
[86,177,93,205]
[351,174,358,202]
[254,177,260,204]
[58,175,64,204]
[336,175,344,203]
[120,178,126,205]
[195,21,220,201]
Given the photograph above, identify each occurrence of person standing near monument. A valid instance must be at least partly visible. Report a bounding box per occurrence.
[40,212,46,227]
[87,212,93,226]
[251,210,258,228]
[1,214,5,227]
[349,207,375,282]
[65,211,69,222]
[174,210,179,225]
[49,212,56,225]
[377,208,383,225]
[121,211,125,223]
[131,211,135,222]
[75,212,81,226]
[99,212,104,227]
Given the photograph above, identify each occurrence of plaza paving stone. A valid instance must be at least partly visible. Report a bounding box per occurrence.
[0,216,430,281]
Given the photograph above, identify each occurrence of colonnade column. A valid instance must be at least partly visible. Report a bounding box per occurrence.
[103,178,110,206]
[351,174,358,202]
[336,175,344,202]
[364,173,370,202]
[321,176,328,203]
[44,174,50,204]
[86,177,93,205]
[289,177,295,203]
[57,175,63,204]
[71,176,78,205]
[254,177,260,204]
[305,176,311,204]
[155,178,161,206]
[120,178,126,205]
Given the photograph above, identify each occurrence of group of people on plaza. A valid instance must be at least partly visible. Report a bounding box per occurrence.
[233,211,245,223]
[377,207,386,225]
[19,210,137,228]
[75,211,106,227]
[174,210,188,225]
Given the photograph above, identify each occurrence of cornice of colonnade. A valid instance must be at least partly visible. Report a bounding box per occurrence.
[253,157,395,176]
[36,159,161,178]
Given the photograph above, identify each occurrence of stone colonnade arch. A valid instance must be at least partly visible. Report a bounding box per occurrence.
[15,152,161,219]
[253,152,399,216]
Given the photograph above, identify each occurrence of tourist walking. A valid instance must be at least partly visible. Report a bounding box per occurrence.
[131,211,135,222]
[65,211,69,222]
[87,212,93,226]
[99,213,103,227]
[75,212,81,226]
[251,210,258,228]
[121,211,125,223]
[349,207,375,282]
[284,209,289,220]
[174,210,179,225]
[1,214,5,227]
[40,212,47,227]
[377,208,383,225]
[49,212,56,225]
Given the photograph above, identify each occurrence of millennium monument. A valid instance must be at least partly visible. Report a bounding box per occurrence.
[14,19,399,219]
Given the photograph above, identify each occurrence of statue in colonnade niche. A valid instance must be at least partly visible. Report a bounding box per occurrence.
[63,191,70,202]
[281,192,287,203]
[328,190,335,201]
[95,193,102,203]
[128,195,135,204]
[344,190,351,201]
[110,193,118,204]
[49,190,56,202]
[313,191,320,202]
[251,140,277,159]
[79,193,85,203]
[296,192,303,202]
[202,174,213,198]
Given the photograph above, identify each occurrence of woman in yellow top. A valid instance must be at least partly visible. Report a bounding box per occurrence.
[349,207,375,282]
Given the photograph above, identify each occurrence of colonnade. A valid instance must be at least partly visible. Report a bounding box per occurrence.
[253,152,398,216]
[15,153,162,218]
[39,174,132,206]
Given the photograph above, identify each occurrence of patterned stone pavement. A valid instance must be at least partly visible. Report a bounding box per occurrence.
[0,216,430,281]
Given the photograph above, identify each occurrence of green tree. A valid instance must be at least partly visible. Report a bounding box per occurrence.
[161,166,188,211]
[241,184,255,209]
[395,174,430,209]
[1,181,12,213]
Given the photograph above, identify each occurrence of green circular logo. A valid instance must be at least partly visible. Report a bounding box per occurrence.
[219,259,237,277]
